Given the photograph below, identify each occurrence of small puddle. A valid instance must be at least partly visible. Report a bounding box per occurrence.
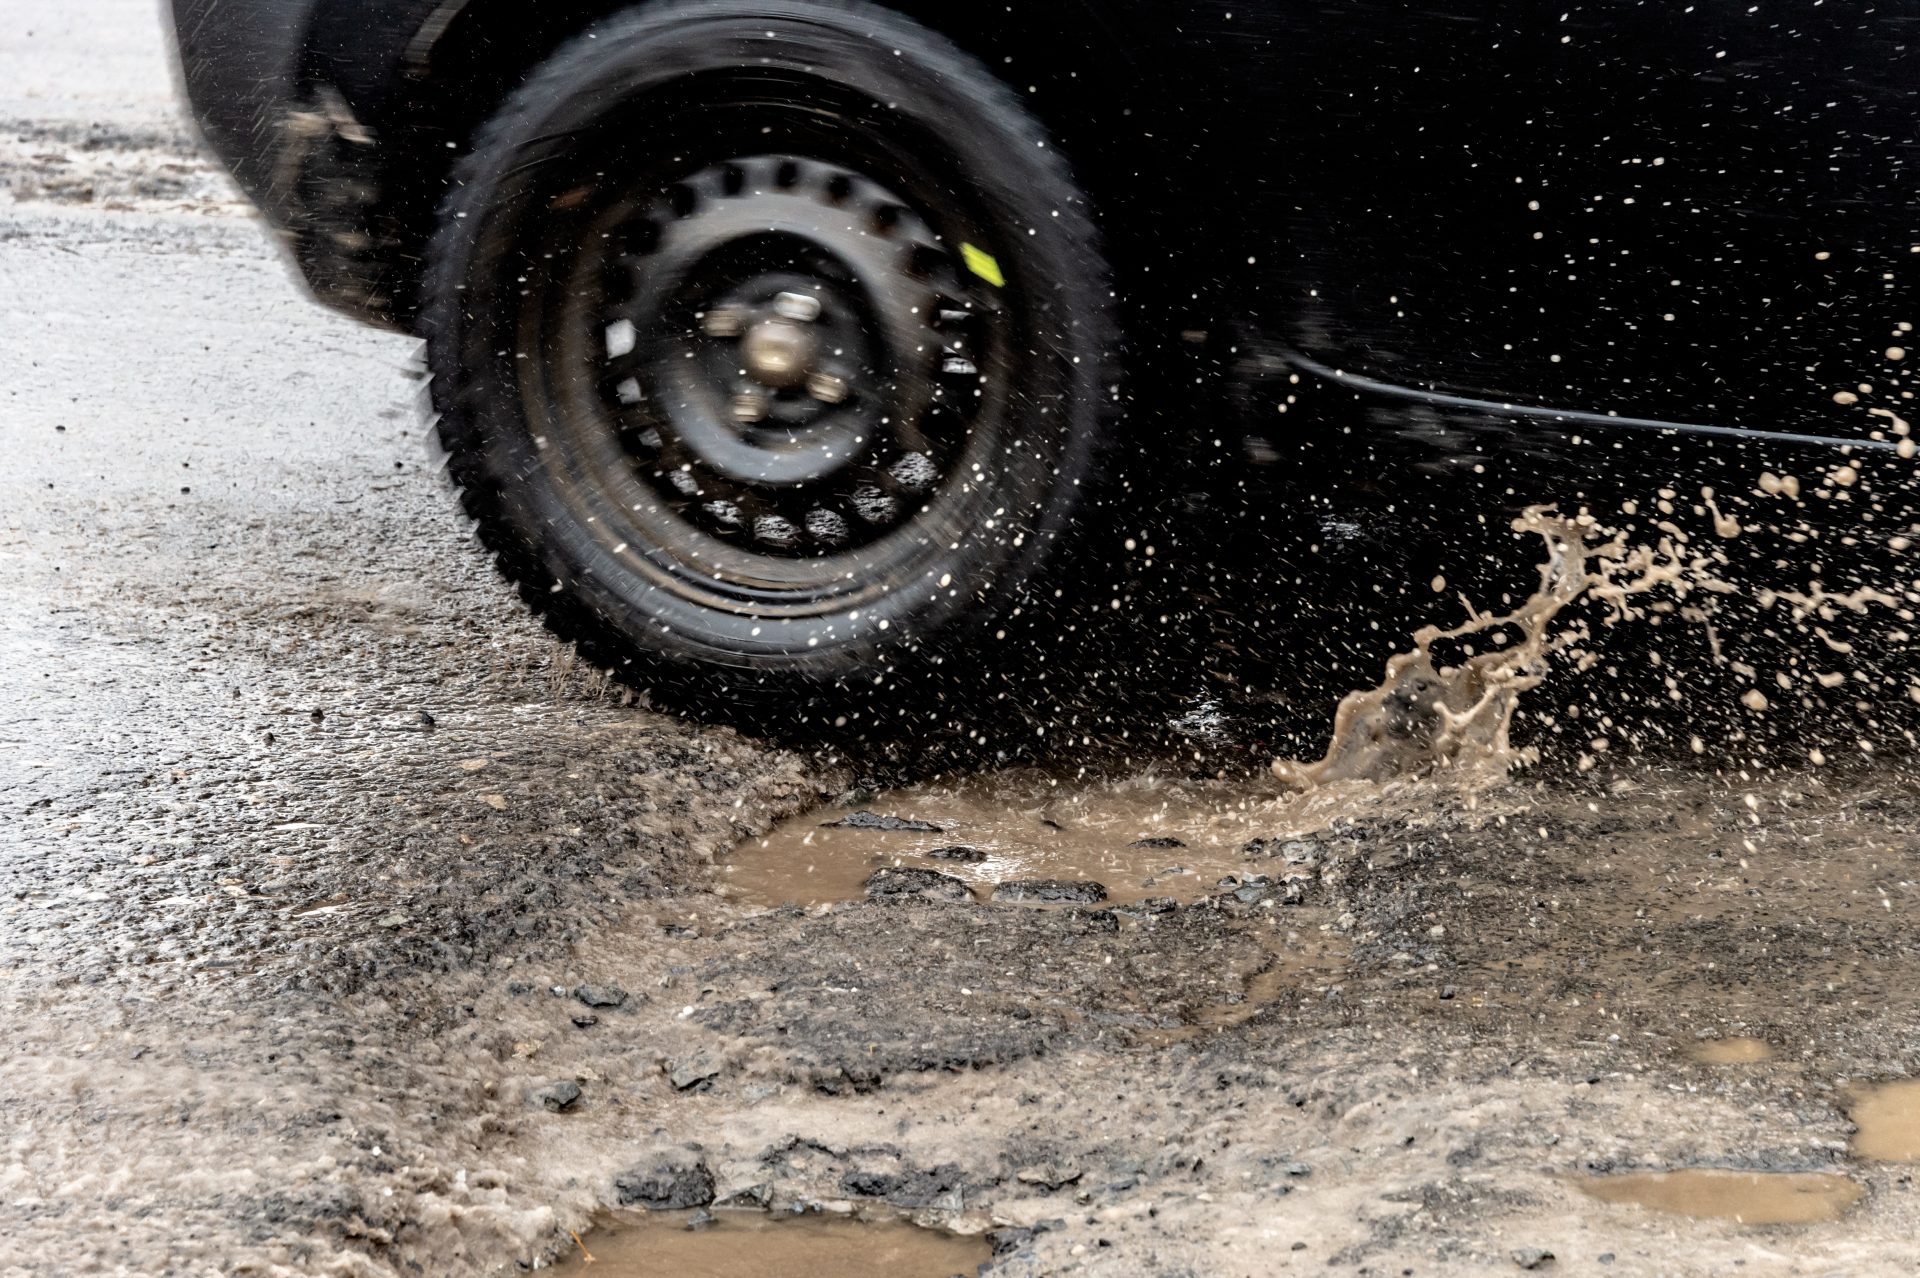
[1848,1078,1920,1161]
[550,1210,990,1277]
[1577,1169,1864,1225]
[1687,1037,1777,1065]
[719,767,1340,909]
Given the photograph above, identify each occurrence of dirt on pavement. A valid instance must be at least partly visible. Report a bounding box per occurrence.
[4,5,1920,1277]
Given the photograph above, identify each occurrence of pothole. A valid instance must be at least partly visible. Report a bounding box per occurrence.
[550,1210,991,1277]
[1848,1078,1920,1161]
[716,766,1399,909]
[1576,1169,1865,1224]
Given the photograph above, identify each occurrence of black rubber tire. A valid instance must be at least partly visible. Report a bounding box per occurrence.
[423,0,1122,728]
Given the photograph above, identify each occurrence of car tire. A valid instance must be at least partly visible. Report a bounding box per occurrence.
[423,0,1123,729]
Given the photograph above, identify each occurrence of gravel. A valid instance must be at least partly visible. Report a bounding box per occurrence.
[613,1150,717,1210]
[992,879,1110,904]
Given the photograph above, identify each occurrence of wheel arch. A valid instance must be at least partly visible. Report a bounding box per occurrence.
[297,0,1178,331]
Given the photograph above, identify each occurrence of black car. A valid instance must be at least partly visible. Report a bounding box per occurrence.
[169,0,1917,717]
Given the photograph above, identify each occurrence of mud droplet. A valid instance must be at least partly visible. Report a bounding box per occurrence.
[1702,489,1741,538]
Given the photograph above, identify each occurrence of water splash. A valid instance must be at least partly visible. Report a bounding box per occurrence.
[1273,330,1920,787]
[1273,507,1719,787]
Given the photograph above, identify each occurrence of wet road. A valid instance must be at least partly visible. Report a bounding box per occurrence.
[4,9,818,1272]
[7,5,1920,1276]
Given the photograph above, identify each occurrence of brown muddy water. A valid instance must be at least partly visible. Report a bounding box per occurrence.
[1686,1036,1778,1065]
[1848,1079,1920,1162]
[717,766,1481,909]
[1576,1170,1866,1225]
[548,1210,990,1277]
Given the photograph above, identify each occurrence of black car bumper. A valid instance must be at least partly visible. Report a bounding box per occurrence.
[169,0,419,330]
[168,0,313,224]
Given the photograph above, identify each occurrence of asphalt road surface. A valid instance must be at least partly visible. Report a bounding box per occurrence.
[5,5,1920,1277]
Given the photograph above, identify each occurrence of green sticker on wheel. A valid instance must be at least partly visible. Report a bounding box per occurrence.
[959,242,1005,288]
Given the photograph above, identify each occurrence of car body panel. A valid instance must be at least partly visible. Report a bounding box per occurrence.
[169,0,1917,440]
[1167,1,1917,435]
[168,0,315,218]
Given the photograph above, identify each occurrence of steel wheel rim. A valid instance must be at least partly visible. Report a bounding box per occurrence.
[519,98,1031,622]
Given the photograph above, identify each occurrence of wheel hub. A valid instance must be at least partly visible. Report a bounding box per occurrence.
[739,315,818,389]
[591,154,1001,556]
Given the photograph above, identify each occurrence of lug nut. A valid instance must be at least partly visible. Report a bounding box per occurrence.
[753,514,798,546]
[805,508,851,545]
[732,391,769,423]
[807,371,849,404]
[702,307,745,338]
[773,290,823,323]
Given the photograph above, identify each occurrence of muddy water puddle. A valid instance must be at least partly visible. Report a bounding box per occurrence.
[1849,1079,1920,1161]
[550,1210,989,1277]
[1687,1036,1778,1065]
[1577,1169,1865,1225]
[718,766,1471,909]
